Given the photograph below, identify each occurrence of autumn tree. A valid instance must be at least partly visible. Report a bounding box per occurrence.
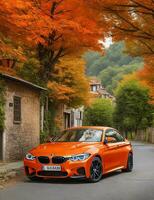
[91,0,154,56]
[0,0,40,60]
[35,0,104,84]
[47,56,90,107]
[0,1,103,75]
[137,59,154,103]
[18,55,90,107]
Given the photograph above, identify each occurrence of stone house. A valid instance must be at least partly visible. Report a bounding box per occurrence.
[89,78,115,102]
[0,73,46,161]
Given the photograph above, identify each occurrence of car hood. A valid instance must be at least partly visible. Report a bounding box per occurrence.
[30,142,103,156]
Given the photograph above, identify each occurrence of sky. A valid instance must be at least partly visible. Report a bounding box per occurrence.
[100,37,113,49]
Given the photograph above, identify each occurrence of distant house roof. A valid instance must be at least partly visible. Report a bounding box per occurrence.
[89,79,101,85]
[0,73,47,91]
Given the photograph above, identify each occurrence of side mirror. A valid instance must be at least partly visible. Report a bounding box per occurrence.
[104,138,108,145]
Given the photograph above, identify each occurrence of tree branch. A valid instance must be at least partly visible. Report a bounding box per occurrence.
[138,39,154,54]
[130,0,154,12]
[52,47,65,64]
[104,6,154,40]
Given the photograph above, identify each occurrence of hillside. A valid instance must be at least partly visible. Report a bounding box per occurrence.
[83,41,143,93]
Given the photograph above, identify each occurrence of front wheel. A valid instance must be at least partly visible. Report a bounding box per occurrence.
[122,153,133,172]
[89,157,102,183]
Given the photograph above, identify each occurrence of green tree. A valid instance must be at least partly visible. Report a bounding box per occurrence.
[99,62,143,93]
[17,58,43,86]
[84,99,114,127]
[114,78,153,138]
[83,41,142,77]
[83,51,102,75]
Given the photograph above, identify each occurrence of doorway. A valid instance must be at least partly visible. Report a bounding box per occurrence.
[64,113,71,129]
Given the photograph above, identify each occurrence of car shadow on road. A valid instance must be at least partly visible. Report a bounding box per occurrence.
[103,170,122,180]
[23,170,123,185]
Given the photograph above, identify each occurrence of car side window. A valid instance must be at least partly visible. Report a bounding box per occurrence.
[105,129,118,143]
[113,130,125,142]
[105,129,124,143]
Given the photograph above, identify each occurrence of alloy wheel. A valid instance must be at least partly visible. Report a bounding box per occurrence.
[89,157,102,182]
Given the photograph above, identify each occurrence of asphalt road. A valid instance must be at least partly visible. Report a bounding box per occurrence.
[1,142,154,200]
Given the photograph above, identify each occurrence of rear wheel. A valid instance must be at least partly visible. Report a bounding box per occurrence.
[122,153,133,172]
[89,157,102,183]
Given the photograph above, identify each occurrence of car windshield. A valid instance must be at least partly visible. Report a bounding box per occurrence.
[55,129,103,142]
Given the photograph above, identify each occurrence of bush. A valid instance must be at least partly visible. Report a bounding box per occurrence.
[83,98,114,126]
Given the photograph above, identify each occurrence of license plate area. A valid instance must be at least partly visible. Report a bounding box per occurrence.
[42,165,61,171]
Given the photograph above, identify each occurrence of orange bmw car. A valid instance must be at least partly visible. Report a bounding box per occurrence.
[24,126,133,182]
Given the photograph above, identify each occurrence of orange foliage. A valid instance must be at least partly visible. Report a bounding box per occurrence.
[0,0,103,59]
[47,56,90,107]
[138,59,154,104]
[0,66,15,76]
[94,0,154,56]
[48,81,75,103]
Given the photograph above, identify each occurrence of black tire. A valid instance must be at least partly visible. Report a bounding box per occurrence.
[89,157,102,183]
[122,153,133,172]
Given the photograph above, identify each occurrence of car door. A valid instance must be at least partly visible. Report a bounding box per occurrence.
[113,130,129,167]
[103,129,121,172]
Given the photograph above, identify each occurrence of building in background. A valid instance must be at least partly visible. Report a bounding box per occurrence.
[56,105,84,130]
[89,78,115,102]
[64,106,83,129]
[56,78,115,131]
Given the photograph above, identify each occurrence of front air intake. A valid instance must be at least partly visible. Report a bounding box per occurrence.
[37,171,68,177]
[38,156,50,164]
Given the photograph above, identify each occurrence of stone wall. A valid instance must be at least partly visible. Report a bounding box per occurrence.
[3,79,41,161]
[135,128,154,144]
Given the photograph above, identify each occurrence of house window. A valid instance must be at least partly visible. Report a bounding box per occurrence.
[80,111,83,120]
[13,96,21,123]
[91,85,97,92]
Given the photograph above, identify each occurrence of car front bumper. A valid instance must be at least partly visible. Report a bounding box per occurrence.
[24,157,92,179]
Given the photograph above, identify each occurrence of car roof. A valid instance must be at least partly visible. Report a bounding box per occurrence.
[65,126,113,131]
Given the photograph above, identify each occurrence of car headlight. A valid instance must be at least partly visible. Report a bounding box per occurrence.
[67,153,91,161]
[25,153,36,161]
